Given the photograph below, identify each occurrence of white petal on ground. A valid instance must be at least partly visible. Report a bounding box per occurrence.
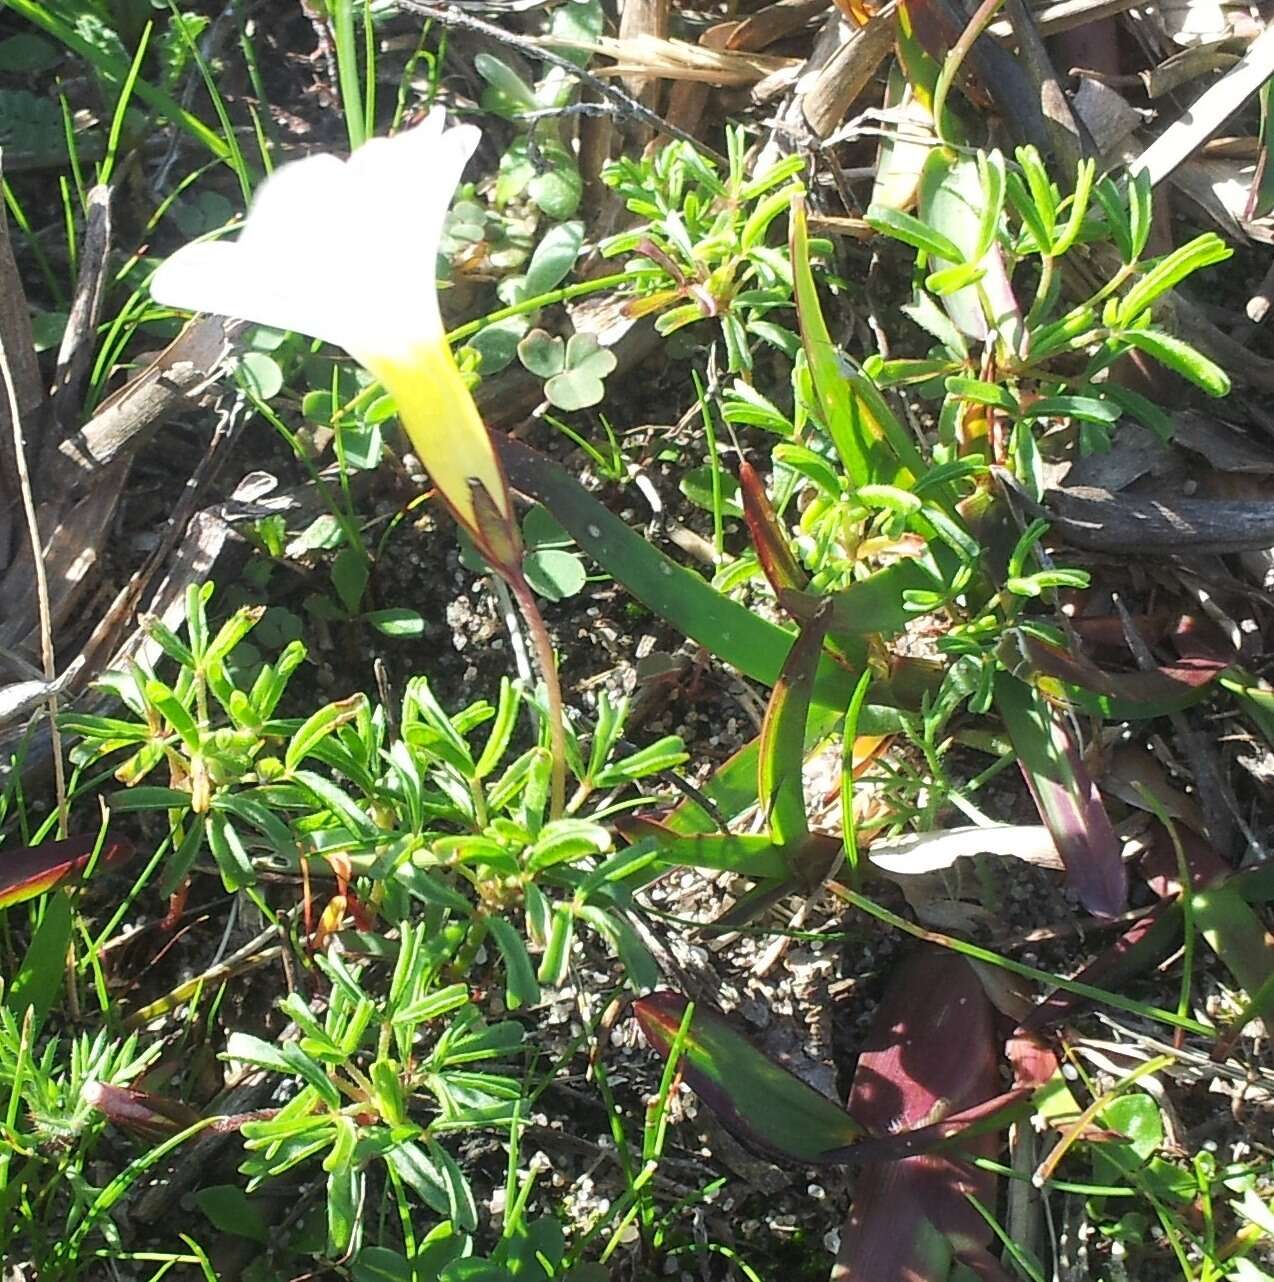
[867,824,1064,875]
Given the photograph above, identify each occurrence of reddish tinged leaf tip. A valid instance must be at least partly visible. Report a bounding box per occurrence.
[0,837,134,910]
[738,458,808,598]
[83,1080,202,1140]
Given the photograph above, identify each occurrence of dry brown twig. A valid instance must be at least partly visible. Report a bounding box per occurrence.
[0,324,67,836]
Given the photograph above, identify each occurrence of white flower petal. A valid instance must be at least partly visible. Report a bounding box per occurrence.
[149,114,480,360]
[150,241,348,347]
[341,114,481,356]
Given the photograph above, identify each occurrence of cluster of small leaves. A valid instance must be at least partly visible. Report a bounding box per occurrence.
[602,126,810,374]
[866,145,1232,461]
[0,1004,159,1268]
[228,919,521,1260]
[437,0,619,412]
[68,584,683,988]
[57,582,692,1258]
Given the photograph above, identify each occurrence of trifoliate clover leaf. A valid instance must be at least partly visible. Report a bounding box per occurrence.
[543,334,616,411]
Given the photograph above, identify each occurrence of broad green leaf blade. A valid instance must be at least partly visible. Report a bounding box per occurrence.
[499,437,858,711]
[994,673,1127,918]
[870,66,935,213]
[634,990,863,1163]
[783,558,945,641]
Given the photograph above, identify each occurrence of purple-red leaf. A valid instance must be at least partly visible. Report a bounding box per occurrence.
[837,949,1013,1282]
[83,1080,203,1141]
[994,673,1127,918]
[848,949,1000,1136]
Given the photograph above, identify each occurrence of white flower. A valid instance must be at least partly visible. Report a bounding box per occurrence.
[151,110,514,541]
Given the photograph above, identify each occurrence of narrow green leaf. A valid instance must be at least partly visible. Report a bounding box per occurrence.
[791,195,923,486]
[1117,234,1231,326]
[866,203,965,262]
[285,694,367,773]
[759,605,830,847]
[1120,328,1231,397]
[485,915,541,1010]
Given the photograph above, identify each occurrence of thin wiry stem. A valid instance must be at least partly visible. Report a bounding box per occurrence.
[507,570,566,821]
[0,333,67,839]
